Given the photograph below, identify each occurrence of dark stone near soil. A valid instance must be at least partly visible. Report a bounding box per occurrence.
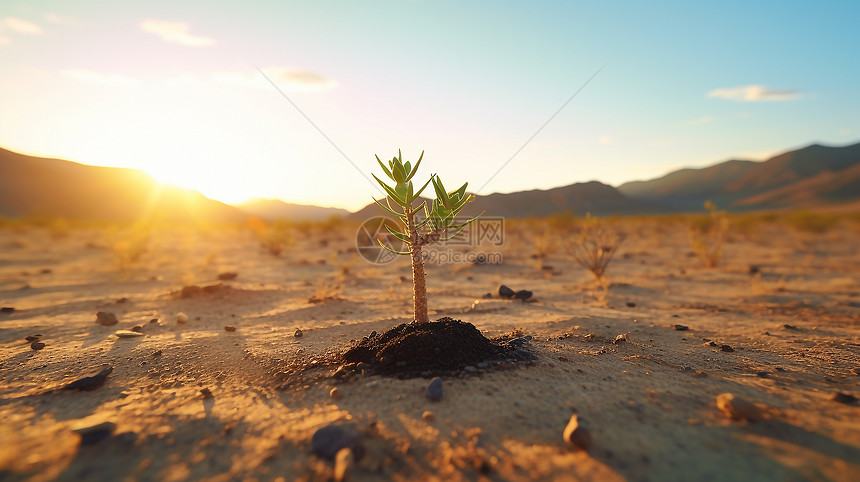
[749,265,760,275]
[783,324,798,330]
[25,334,41,342]
[224,325,236,332]
[1,307,15,313]
[674,324,689,331]
[131,325,143,333]
[708,341,718,347]
[514,290,533,301]
[482,293,493,299]
[341,317,528,377]
[116,297,129,304]
[312,423,361,460]
[217,272,238,281]
[74,421,116,445]
[720,344,734,353]
[63,365,113,391]
[95,312,118,326]
[499,285,515,298]
[831,392,858,405]
[507,336,531,347]
[426,377,443,400]
[756,371,770,378]
[295,329,304,337]
[626,302,636,308]
[30,341,45,350]
[199,388,213,399]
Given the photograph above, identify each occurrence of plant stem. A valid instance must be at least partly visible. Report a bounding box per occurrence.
[407,207,429,323]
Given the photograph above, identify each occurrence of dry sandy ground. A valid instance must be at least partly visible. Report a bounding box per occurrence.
[0,218,858,481]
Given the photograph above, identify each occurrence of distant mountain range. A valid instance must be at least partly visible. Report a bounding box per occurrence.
[1,141,858,223]
[238,198,349,222]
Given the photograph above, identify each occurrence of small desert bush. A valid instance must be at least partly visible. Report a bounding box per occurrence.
[689,201,729,268]
[111,227,151,268]
[785,210,839,234]
[566,214,625,281]
[248,218,295,256]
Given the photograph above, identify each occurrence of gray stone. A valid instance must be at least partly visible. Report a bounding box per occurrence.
[311,423,361,460]
[426,377,443,401]
[95,311,118,326]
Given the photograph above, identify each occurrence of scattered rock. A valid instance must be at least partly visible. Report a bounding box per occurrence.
[25,334,41,342]
[613,333,628,344]
[514,290,533,301]
[199,388,214,399]
[63,365,113,391]
[224,325,236,332]
[507,336,531,347]
[673,324,689,331]
[626,302,636,308]
[707,341,718,347]
[498,285,515,298]
[783,324,798,330]
[217,272,238,281]
[720,344,735,353]
[831,392,858,405]
[30,341,46,350]
[422,410,435,421]
[95,311,118,326]
[150,318,160,324]
[115,330,143,338]
[563,414,592,450]
[756,371,770,378]
[295,329,304,338]
[311,423,361,460]
[176,312,189,324]
[334,447,354,482]
[482,293,493,299]
[426,377,443,401]
[716,393,762,421]
[115,297,129,304]
[130,325,143,333]
[1,307,15,314]
[463,365,477,373]
[330,387,343,399]
[73,421,117,445]
[749,265,760,275]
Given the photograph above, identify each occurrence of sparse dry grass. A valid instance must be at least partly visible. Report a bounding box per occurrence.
[689,201,729,268]
[566,214,625,281]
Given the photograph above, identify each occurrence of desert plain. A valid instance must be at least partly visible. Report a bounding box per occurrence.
[1,214,858,481]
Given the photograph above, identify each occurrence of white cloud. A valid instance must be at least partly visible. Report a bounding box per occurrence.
[44,13,76,25]
[212,67,337,92]
[62,69,142,88]
[140,19,214,47]
[707,85,801,102]
[2,17,42,35]
[686,115,716,125]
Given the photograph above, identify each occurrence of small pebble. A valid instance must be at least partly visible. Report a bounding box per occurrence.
[30,341,46,350]
[25,334,41,342]
[514,289,533,301]
[199,388,213,399]
[224,325,236,332]
[783,324,798,330]
[477,361,489,369]
[831,392,858,405]
[294,329,303,338]
[1,307,15,313]
[498,285,516,298]
[563,414,592,450]
[756,371,770,378]
[626,302,636,307]
[426,377,443,401]
[673,324,689,331]
[95,311,118,326]
[422,410,435,421]
[115,330,143,338]
[311,423,361,460]
[130,325,143,333]
[330,387,343,399]
[73,421,116,445]
[334,447,354,482]
[720,344,734,353]
[63,365,113,391]
[176,312,189,324]
[708,341,718,347]
[716,393,762,421]
[613,333,628,343]
[464,366,477,373]
[217,272,238,281]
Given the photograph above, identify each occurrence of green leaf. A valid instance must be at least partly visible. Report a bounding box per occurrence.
[373,173,406,206]
[432,176,451,207]
[377,238,411,255]
[447,211,483,229]
[406,181,414,205]
[453,182,468,200]
[376,155,394,180]
[413,177,432,201]
[407,151,424,180]
[384,223,412,244]
[439,224,469,242]
[373,197,404,218]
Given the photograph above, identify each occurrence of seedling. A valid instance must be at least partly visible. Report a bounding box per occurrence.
[372,150,480,323]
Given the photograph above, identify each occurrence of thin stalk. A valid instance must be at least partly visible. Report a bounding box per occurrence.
[406,206,429,323]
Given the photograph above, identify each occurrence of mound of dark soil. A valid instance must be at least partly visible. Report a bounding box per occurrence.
[341,317,533,377]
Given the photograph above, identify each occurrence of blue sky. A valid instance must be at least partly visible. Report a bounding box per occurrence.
[1,0,858,210]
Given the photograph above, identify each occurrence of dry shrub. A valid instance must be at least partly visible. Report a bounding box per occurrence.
[112,227,150,268]
[248,218,294,257]
[689,201,729,267]
[567,214,624,281]
[785,211,838,234]
[308,280,344,304]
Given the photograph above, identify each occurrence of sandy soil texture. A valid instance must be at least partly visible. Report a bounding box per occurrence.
[1,218,858,481]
